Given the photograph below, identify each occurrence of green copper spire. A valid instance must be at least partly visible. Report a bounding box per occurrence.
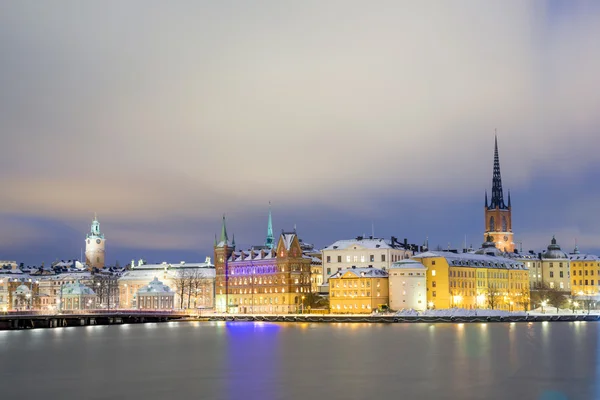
[220,214,229,245]
[265,202,274,249]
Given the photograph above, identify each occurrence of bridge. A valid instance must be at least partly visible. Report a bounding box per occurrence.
[0,310,193,330]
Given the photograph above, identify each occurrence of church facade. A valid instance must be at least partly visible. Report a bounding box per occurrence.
[484,137,515,253]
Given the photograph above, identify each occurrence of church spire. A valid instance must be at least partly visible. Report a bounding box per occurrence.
[489,132,506,209]
[219,214,229,245]
[265,202,274,249]
[484,190,488,208]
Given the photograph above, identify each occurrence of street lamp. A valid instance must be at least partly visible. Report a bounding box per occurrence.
[428,301,434,309]
[541,300,547,314]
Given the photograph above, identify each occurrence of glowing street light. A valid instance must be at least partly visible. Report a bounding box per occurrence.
[541,300,547,314]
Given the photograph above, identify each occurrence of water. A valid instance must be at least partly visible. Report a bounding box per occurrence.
[0,321,598,400]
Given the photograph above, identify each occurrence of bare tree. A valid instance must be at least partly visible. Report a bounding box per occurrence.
[172,269,189,310]
[517,287,530,311]
[487,284,499,310]
[546,288,565,313]
[92,273,119,309]
[581,295,595,314]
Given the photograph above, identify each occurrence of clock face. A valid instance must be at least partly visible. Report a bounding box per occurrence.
[96,239,101,244]
[504,236,508,241]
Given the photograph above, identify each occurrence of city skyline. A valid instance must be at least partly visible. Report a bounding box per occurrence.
[2,1,600,264]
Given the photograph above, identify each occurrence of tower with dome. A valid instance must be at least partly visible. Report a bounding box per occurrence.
[85,214,106,269]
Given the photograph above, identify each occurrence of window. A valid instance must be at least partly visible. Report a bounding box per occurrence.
[432,281,436,287]
[560,271,563,278]
[549,271,554,278]
[370,255,375,262]
[432,261,436,266]
[432,291,436,297]
[326,256,331,263]
[346,256,351,262]
[337,256,342,262]
[585,280,589,285]
[585,270,589,276]
[432,270,436,277]
[381,255,386,262]
[593,280,596,286]
[353,256,358,262]
[326,268,331,275]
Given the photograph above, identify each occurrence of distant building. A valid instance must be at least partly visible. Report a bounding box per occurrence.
[328,267,389,314]
[539,236,570,291]
[214,212,312,314]
[135,277,174,310]
[484,136,515,253]
[413,250,529,311]
[85,214,106,269]
[321,236,417,286]
[569,247,600,298]
[388,259,427,311]
[60,281,97,311]
[119,258,215,310]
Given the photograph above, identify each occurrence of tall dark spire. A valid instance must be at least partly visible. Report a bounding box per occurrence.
[489,133,506,209]
[265,202,274,249]
[219,214,229,245]
[484,190,488,208]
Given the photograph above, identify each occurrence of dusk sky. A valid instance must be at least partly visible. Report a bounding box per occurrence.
[1,1,600,266]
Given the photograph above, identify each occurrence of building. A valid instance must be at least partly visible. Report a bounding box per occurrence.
[135,277,174,310]
[569,246,598,297]
[388,259,427,311]
[540,236,570,291]
[60,281,97,311]
[12,284,34,311]
[310,259,323,293]
[118,258,215,310]
[484,136,515,252]
[214,214,312,314]
[321,236,416,286]
[85,214,106,269]
[412,250,529,311]
[328,267,389,314]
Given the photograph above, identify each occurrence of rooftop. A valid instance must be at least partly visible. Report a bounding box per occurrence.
[413,251,527,270]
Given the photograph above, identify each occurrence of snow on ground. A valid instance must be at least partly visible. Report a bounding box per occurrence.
[395,308,525,317]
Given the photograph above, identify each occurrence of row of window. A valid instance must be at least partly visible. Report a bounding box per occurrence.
[333,280,378,288]
[326,255,388,263]
[331,291,375,297]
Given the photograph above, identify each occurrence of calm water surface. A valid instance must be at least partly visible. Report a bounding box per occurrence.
[0,321,599,400]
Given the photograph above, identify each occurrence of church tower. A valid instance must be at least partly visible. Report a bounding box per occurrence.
[85,213,106,269]
[484,136,515,253]
[214,215,235,312]
[265,202,274,249]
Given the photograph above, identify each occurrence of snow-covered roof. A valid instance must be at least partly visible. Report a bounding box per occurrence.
[390,259,427,270]
[413,251,526,270]
[14,284,31,293]
[329,267,388,279]
[61,281,96,296]
[131,260,214,270]
[570,254,600,262]
[323,238,393,251]
[137,277,173,294]
[282,233,296,250]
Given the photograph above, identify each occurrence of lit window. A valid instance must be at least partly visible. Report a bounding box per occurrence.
[432,270,436,277]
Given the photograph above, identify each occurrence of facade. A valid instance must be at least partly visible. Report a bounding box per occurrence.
[321,236,415,286]
[328,267,389,313]
[135,277,174,310]
[388,259,427,311]
[214,215,312,314]
[540,236,570,291]
[484,136,515,253]
[310,260,323,293]
[569,247,599,297]
[118,258,215,309]
[85,214,106,269]
[60,281,97,311]
[12,284,34,311]
[38,272,93,311]
[413,251,529,311]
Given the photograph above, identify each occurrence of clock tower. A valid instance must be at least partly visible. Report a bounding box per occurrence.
[85,213,106,269]
[484,136,515,253]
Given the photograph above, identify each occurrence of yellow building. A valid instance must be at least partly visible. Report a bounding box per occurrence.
[412,251,529,311]
[569,249,600,297]
[310,259,323,293]
[328,267,389,314]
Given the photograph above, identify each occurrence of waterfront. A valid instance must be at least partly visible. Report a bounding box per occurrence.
[0,321,597,400]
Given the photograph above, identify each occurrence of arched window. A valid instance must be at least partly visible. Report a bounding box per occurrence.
[502,216,507,232]
[489,216,495,231]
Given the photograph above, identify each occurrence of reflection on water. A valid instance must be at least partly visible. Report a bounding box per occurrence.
[0,322,597,400]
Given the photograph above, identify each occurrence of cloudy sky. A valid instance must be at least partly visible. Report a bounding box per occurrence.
[1,1,600,266]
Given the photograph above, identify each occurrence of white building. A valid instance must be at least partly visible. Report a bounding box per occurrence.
[540,236,570,291]
[321,236,416,286]
[60,281,97,311]
[119,257,215,310]
[135,277,174,310]
[388,259,428,311]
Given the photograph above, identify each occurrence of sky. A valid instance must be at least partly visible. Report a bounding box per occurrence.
[1,1,600,266]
